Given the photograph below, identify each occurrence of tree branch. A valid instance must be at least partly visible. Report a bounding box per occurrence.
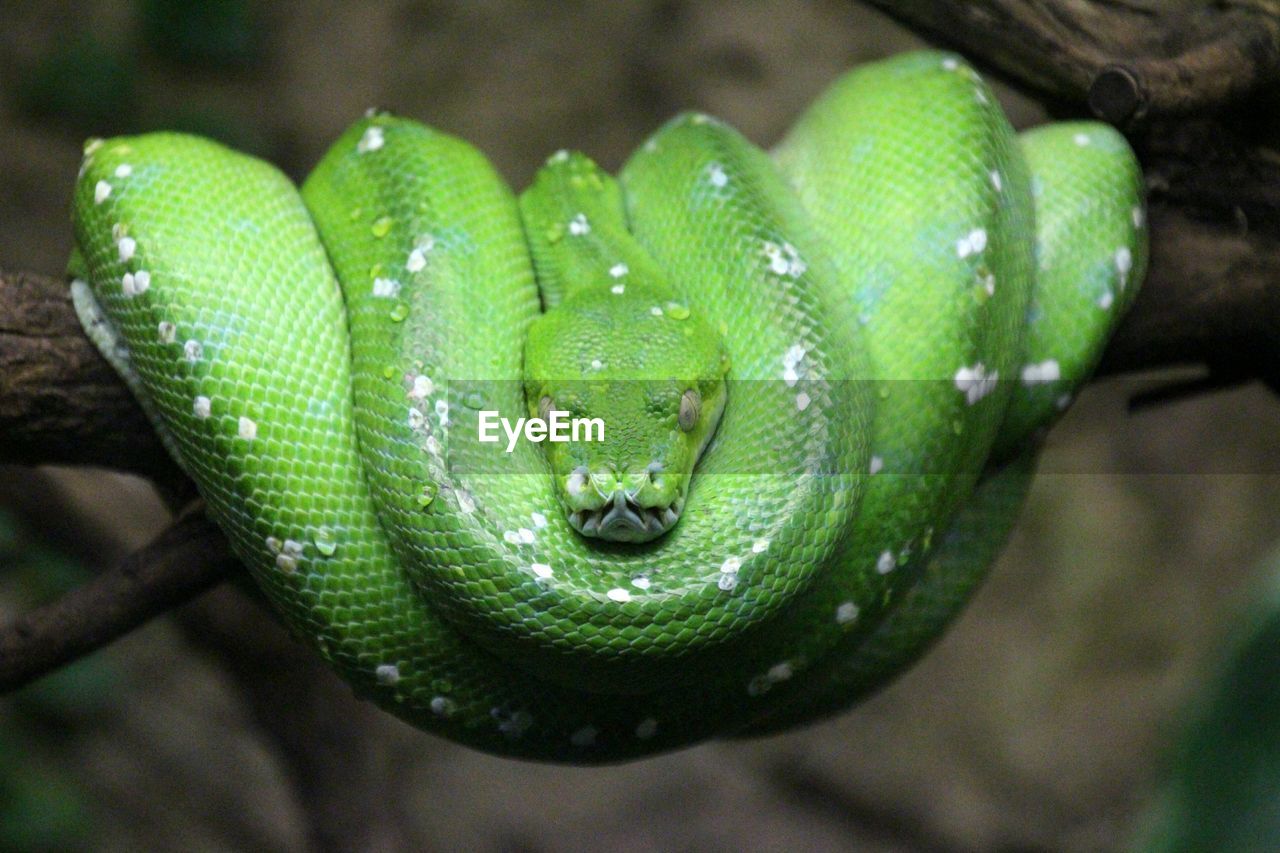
[0,508,236,693]
[865,0,1280,120]
[1096,203,1280,381]
[0,268,182,489]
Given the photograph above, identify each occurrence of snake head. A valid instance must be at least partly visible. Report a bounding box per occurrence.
[525,289,729,543]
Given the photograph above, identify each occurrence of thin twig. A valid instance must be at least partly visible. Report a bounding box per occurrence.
[0,508,237,693]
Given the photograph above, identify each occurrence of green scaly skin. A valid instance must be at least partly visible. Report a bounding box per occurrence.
[67,51,1145,763]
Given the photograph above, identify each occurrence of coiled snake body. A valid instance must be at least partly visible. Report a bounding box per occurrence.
[69,52,1145,762]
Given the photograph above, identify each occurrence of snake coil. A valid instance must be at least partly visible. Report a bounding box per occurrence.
[69,52,1145,762]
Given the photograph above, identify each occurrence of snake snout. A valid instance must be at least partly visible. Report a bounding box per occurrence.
[569,488,684,543]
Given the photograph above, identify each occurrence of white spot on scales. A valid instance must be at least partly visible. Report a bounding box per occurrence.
[954,363,998,405]
[1115,246,1133,287]
[836,601,859,625]
[455,489,475,513]
[1021,359,1061,384]
[121,270,150,297]
[275,539,303,574]
[408,375,434,400]
[955,228,988,259]
[763,241,806,278]
[407,234,435,273]
[357,126,384,153]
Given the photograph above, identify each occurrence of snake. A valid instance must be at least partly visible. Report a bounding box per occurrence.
[66,51,1146,763]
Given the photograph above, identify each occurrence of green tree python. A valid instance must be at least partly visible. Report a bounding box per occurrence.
[67,51,1146,762]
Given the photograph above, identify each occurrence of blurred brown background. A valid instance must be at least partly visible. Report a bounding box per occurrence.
[2,2,1279,850]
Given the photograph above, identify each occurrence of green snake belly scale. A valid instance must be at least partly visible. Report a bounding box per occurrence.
[68,51,1146,763]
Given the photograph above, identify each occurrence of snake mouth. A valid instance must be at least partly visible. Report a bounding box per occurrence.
[570,491,684,543]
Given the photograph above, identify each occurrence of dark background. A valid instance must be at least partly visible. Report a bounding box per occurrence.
[2,2,1279,849]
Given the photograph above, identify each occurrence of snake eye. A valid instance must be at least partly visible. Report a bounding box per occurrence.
[539,395,553,421]
[678,389,700,432]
